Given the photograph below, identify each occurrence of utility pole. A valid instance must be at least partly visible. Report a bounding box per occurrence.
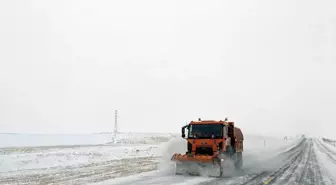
[114,110,118,134]
[112,110,118,143]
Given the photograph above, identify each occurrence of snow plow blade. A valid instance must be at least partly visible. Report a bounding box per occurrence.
[171,154,222,177]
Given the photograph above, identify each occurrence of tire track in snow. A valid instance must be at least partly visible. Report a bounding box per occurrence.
[283,139,324,185]
[230,138,307,185]
[261,143,306,185]
[297,141,312,185]
[312,139,336,185]
[266,139,326,185]
[200,138,307,185]
[317,139,336,157]
[238,138,320,185]
[273,141,309,185]
[307,144,325,185]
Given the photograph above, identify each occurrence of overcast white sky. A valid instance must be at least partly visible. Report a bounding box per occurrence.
[0,0,335,138]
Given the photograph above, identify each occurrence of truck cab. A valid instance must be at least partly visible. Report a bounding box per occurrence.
[171,118,244,176]
[181,119,243,156]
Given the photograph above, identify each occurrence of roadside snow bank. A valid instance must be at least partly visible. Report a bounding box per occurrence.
[319,138,336,155]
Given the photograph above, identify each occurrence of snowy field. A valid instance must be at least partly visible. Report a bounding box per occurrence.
[0,132,174,184]
[0,132,306,185]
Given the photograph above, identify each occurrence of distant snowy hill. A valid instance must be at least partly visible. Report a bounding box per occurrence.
[0,132,177,148]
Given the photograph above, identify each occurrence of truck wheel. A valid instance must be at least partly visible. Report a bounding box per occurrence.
[235,152,243,169]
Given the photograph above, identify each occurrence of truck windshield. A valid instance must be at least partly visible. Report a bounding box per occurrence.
[188,124,223,139]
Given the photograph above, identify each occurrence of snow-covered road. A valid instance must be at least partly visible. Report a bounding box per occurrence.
[91,138,336,185]
[1,134,335,185]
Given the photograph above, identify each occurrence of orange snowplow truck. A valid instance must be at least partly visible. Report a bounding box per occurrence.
[171,118,244,177]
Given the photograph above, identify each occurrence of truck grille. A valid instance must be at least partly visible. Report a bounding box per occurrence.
[195,147,213,156]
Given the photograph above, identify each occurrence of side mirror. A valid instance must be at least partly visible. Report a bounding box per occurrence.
[181,124,188,139]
